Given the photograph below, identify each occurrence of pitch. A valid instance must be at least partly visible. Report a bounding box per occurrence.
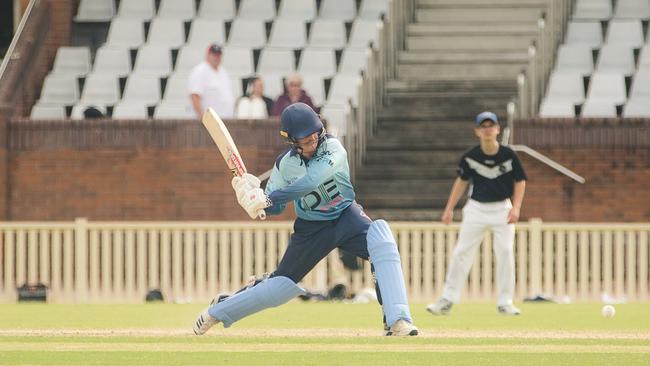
[1,302,649,365]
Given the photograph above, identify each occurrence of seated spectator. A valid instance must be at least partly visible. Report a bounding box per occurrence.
[235,76,273,118]
[271,73,316,116]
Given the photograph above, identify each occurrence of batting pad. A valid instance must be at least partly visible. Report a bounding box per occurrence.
[208,276,305,328]
[367,220,413,327]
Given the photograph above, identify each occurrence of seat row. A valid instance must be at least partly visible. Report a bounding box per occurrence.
[76,0,388,22]
[573,0,650,20]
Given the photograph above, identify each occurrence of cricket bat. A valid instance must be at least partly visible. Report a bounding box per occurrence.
[201,108,266,219]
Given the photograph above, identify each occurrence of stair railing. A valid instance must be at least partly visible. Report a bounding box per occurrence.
[343,0,414,182]
[516,0,574,119]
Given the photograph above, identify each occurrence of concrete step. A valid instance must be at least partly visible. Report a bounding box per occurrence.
[355,193,450,209]
[407,23,538,37]
[364,149,464,165]
[416,8,544,23]
[418,0,549,8]
[406,34,534,51]
[356,165,457,180]
[397,62,525,80]
[364,208,465,222]
[367,137,474,150]
[398,51,528,64]
[380,95,511,120]
[386,79,517,95]
[356,179,452,194]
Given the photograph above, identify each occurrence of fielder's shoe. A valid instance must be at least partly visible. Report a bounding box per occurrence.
[497,304,521,316]
[193,308,220,335]
[426,298,453,315]
[385,319,419,336]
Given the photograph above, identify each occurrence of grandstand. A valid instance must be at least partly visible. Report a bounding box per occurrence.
[0,0,647,224]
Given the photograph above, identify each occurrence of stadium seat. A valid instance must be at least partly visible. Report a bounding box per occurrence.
[175,46,205,74]
[623,98,650,116]
[605,19,644,48]
[565,21,603,48]
[319,0,356,21]
[105,18,145,48]
[222,46,255,77]
[277,0,316,21]
[320,103,348,136]
[230,75,244,99]
[348,19,381,49]
[261,74,285,100]
[257,48,296,76]
[614,0,650,19]
[538,99,576,117]
[301,75,326,106]
[358,0,390,20]
[238,0,276,21]
[596,44,636,75]
[298,48,337,78]
[638,46,650,68]
[146,18,185,49]
[227,19,267,48]
[339,48,369,75]
[581,99,618,117]
[585,72,627,105]
[308,20,347,49]
[157,0,195,21]
[267,19,307,49]
[154,101,195,119]
[544,71,585,104]
[122,74,162,105]
[573,0,612,20]
[30,103,67,119]
[39,74,80,105]
[162,72,190,103]
[93,46,131,78]
[628,69,650,99]
[79,73,121,105]
[133,45,173,77]
[74,0,115,22]
[554,44,594,75]
[52,47,91,77]
[198,0,236,20]
[327,74,361,106]
[187,19,226,47]
[116,0,155,20]
[112,102,149,119]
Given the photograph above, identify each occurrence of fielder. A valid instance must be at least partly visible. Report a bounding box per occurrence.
[427,111,527,316]
[193,103,418,336]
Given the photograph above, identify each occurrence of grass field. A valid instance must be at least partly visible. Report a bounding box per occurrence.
[1,301,649,365]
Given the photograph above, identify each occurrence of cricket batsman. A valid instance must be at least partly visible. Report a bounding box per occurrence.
[193,103,418,336]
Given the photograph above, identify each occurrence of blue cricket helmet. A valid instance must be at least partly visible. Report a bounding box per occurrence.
[279,103,325,145]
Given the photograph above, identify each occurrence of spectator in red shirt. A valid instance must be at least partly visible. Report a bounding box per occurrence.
[271,73,317,116]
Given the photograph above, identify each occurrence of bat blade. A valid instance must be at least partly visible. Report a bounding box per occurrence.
[201,108,266,219]
[201,108,247,177]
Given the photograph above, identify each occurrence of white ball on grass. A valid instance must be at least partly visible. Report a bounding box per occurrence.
[601,304,616,318]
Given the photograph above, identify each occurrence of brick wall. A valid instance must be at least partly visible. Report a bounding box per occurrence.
[6,118,295,221]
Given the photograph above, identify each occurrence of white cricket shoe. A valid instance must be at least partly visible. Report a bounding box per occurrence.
[193,308,220,335]
[385,319,419,336]
[497,304,521,316]
[426,298,453,315]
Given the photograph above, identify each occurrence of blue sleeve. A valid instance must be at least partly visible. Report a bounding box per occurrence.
[263,157,288,216]
[268,140,343,206]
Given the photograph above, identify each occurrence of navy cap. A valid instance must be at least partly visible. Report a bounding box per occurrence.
[208,43,222,54]
[475,111,498,125]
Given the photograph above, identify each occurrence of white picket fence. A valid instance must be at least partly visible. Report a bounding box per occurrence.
[0,219,648,303]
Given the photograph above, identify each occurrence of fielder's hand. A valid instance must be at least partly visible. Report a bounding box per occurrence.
[232,173,261,202]
[238,187,272,220]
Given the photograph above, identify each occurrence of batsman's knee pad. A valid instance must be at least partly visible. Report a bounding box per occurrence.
[367,220,413,327]
[209,276,305,328]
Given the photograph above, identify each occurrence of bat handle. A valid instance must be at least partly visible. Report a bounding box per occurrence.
[257,210,266,220]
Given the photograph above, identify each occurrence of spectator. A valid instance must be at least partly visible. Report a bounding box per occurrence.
[271,73,316,116]
[188,44,235,119]
[235,76,273,118]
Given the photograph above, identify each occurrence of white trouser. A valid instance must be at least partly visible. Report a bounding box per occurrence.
[442,199,516,306]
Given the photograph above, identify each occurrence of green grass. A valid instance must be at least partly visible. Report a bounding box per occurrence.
[0,302,649,365]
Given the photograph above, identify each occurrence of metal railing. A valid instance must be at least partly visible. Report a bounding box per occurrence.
[343,0,414,182]
[1,218,648,303]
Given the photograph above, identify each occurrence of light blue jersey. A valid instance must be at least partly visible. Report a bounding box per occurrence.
[265,136,355,221]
